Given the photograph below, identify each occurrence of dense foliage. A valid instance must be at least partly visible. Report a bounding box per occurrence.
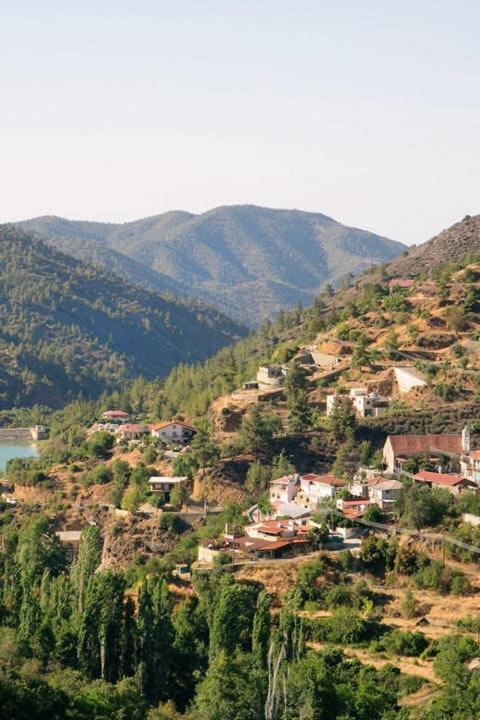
[0,226,245,408]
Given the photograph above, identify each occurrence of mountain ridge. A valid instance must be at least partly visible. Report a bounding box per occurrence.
[18,205,406,326]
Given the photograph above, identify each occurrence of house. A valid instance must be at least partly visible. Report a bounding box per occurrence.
[117,423,149,440]
[326,388,390,418]
[151,421,196,444]
[101,410,129,423]
[269,474,299,504]
[368,479,403,510]
[393,367,427,394]
[149,476,189,503]
[349,469,385,497]
[383,432,463,474]
[297,473,346,506]
[270,501,311,520]
[336,497,371,515]
[55,530,83,560]
[461,449,480,482]
[256,364,287,388]
[198,519,312,563]
[413,470,477,496]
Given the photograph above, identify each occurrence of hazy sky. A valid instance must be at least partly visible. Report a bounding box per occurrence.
[1,1,479,244]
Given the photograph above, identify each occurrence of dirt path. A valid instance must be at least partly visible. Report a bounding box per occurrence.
[308,642,439,683]
[399,683,440,708]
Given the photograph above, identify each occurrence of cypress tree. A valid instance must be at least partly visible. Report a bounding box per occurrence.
[252,590,271,668]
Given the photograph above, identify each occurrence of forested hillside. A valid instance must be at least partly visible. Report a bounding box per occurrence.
[19,205,405,326]
[0,226,245,409]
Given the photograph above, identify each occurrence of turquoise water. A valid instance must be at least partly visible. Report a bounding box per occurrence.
[0,442,39,472]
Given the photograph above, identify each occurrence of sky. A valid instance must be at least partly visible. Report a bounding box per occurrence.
[1,0,479,245]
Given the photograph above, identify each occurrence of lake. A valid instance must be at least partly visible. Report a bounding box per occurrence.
[0,442,39,472]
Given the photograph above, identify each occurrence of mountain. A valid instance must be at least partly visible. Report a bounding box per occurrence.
[0,225,245,409]
[138,213,480,419]
[387,214,480,277]
[18,205,406,327]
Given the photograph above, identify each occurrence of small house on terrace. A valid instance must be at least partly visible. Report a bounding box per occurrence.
[151,421,196,444]
[149,476,189,503]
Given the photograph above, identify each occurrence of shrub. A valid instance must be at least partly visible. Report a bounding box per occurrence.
[400,590,418,619]
[383,630,428,657]
[88,431,114,458]
[92,464,113,485]
[158,512,181,534]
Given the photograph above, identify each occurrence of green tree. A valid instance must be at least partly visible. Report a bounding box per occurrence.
[193,650,264,720]
[329,396,357,443]
[238,405,281,456]
[71,525,102,613]
[210,583,259,657]
[78,571,126,682]
[284,365,312,432]
[137,578,174,705]
[191,418,220,477]
[252,590,271,668]
[245,460,271,495]
[88,431,115,458]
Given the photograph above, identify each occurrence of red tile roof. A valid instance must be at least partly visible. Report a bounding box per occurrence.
[120,423,149,433]
[387,434,462,455]
[102,410,129,418]
[254,537,310,552]
[302,473,346,487]
[414,471,470,487]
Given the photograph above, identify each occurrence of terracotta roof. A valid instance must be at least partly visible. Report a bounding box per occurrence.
[387,433,462,455]
[254,537,309,552]
[302,473,346,487]
[414,471,470,487]
[151,420,195,431]
[120,423,149,433]
[102,410,129,418]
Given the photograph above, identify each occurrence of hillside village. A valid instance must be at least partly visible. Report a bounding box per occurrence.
[4,226,480,717]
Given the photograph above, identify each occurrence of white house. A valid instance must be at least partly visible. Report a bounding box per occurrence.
[151,421,196,444]
[368,480,403,510]
[256,365,287,388]
[269,474,299,504]
[297,473,346,506]
[326,388,390,418]
[149,476,189,502]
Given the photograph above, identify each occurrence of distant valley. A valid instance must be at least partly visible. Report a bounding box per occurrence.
[18,205,406,327]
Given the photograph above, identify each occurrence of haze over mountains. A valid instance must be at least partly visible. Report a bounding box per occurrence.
[0,226,245,409]
[18,205,406,327]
